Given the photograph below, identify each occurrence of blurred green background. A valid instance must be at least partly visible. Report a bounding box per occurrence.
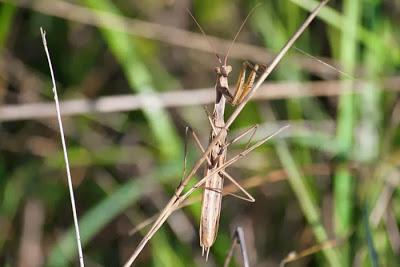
[1,0,400,266]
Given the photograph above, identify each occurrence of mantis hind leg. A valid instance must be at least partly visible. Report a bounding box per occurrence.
[187,127,255,203]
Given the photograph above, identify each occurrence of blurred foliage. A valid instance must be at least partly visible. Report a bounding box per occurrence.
[1,0,400,266]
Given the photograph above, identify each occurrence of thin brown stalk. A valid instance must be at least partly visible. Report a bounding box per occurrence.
[279,239,340,267]
[17,199,45,267]
[223,236,238,267]
[384,205,400,254]
[370,170,400,227]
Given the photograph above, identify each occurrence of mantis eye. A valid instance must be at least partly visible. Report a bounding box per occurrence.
[220,65,232,76]
[215,67,221,74]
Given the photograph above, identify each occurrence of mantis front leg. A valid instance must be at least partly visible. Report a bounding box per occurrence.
[230,61,266,106]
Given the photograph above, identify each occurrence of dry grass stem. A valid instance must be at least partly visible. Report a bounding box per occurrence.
[1,76,400,121]
[17,199,44,267]
[385,206,400,253]
[40,28,84,267]
[370,170,400,226]
[279,239,340,267]
[223,227,250,267]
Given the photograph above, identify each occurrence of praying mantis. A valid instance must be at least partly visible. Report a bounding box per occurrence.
[187,7,266,258]
[123,1,329,266]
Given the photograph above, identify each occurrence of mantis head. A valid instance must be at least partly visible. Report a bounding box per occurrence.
[215,64,232,77]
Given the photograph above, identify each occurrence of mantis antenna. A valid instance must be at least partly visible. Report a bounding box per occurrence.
[187,8,222,64]
[224,3,261,66]
[188,4,260,67]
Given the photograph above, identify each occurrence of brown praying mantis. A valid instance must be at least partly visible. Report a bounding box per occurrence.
[123,1,329,266]
[187,6,266,258]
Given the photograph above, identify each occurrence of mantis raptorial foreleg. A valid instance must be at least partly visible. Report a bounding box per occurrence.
[230,61,267,106]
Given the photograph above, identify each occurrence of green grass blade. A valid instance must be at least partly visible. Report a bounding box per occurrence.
[0,3,15,48]
[276,141,342,267]
[46,162,182,266]
[363,204,379,267]
[333,1,361,265]
[81,0,181,159]
[288,0,399,61]
[253,3,339,264]
[0,168,28,250]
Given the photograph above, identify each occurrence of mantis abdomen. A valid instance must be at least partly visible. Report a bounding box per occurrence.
[200,97,227,259]
[200,167,224,257]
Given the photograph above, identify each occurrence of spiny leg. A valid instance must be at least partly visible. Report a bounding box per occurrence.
[219,61,253,105]
[241,61,267,77]
[231,61,260,105]
[247,60,266,73]
[231,61,267,106]
[237,63,259,104]
[237,62,267,105]
[231,62,247,105]
[231,61,257,105]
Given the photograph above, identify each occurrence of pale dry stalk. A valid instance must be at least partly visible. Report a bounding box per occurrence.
[40,28,84,267]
